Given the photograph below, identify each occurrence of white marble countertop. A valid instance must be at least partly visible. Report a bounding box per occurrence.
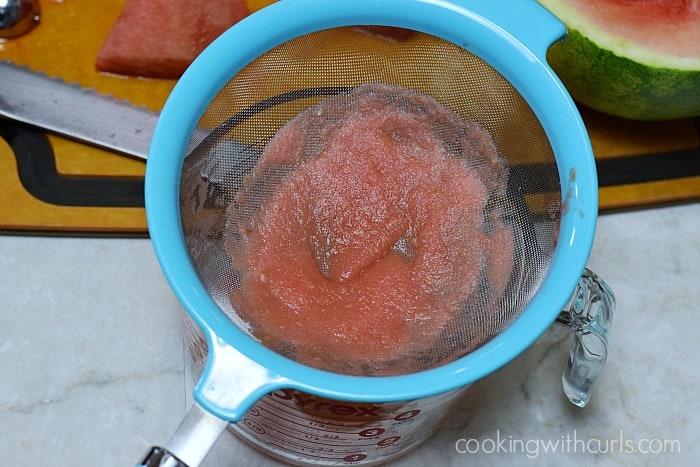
[1,202,698,466]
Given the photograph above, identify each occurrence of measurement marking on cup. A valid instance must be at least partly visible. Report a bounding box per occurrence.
[262,396,386,431]
[268,443,368,463]
[265,426,376,449]
[252,404,382,443]
[260,425,375,457]
[258,416,385,449]
[238,391,423,461]
[264,429,368,453]
[261,423,387,449]
[257,401,360,434]
[265,441,370,464]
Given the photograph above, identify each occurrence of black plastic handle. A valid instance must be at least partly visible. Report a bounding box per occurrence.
[137,447,189,467]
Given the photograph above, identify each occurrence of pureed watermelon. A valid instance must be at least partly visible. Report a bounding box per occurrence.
[225,84,514,376]
[539,0,700,120]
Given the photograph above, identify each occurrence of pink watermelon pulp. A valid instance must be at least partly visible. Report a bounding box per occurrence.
[539,0,700,120]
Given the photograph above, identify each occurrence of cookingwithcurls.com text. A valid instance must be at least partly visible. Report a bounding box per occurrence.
[455,430,680,459]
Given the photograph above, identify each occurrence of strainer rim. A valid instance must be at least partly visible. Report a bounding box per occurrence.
[145,0,597,415]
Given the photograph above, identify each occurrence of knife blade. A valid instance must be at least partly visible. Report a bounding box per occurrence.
[0,60,158,160]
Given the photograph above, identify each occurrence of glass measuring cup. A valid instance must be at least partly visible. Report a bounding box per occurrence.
[140,0,616,465]
[178,267,612,465]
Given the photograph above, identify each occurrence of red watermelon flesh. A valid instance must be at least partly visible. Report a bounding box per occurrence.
[96,0,250,79]
[567,0,700,59]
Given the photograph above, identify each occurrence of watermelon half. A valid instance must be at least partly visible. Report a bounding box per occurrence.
[538,0,700,121]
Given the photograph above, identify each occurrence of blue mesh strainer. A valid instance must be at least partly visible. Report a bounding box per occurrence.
[139,0,613,465]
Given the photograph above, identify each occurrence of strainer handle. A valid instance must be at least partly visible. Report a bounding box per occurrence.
[556,268,615,408]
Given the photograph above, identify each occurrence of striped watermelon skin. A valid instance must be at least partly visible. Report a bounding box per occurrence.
[539,0,700,121]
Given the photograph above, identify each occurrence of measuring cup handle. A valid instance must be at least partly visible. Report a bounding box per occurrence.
[555,268,615,408]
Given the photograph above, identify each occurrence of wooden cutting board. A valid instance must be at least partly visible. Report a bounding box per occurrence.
[1,0,698,236]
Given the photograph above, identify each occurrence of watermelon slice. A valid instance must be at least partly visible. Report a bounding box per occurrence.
[95,0,250,79]
[539,0,700,120]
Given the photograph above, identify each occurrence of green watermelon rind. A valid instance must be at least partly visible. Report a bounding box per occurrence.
[537,0,700,121]
[547,29,700,121]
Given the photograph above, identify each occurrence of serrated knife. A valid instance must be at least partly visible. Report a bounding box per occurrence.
[0,60,158,160]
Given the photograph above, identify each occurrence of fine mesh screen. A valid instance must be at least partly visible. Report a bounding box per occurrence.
[179,27,561,376]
